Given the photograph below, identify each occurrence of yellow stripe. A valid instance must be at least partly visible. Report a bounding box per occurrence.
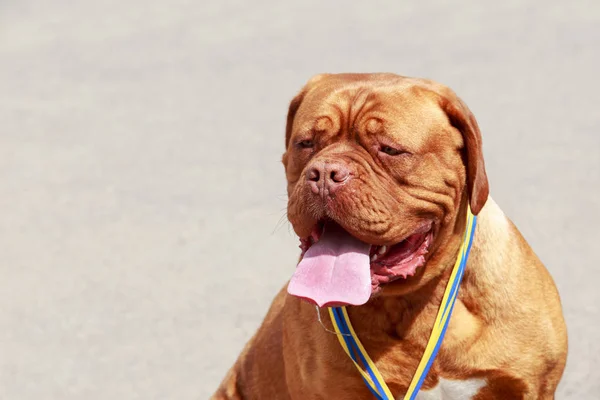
[340,307,395,399]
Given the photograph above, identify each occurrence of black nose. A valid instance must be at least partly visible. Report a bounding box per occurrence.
[306,160,351,195]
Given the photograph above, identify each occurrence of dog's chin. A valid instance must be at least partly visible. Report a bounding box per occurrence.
[298,219,435,293]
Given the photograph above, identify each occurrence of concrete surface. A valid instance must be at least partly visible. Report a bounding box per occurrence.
[1,1,598,399]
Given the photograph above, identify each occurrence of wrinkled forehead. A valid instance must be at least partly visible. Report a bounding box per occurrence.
[292,78,456,150]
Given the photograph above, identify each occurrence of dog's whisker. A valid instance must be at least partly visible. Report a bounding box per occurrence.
[272,212,290,235]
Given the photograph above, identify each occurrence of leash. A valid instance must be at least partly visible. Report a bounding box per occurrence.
[328,207,477,400]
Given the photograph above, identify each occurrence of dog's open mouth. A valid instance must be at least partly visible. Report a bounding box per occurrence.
[288,220,433,307]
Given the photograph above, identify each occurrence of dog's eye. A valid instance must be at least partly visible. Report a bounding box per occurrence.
[379,145,403,156]
[297,139,314,149]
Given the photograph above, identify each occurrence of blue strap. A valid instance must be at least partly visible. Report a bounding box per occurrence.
[331,308,386,399]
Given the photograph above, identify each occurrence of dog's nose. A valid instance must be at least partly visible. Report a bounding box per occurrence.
[306,161,351,195]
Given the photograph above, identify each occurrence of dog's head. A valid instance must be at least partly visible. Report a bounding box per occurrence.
[283,73,488,307]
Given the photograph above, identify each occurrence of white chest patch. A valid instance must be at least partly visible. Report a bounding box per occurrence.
[399,377,487,400]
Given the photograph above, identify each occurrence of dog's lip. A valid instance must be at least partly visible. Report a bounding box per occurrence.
[299,219,434,275]
[302,219,432,246]
[370,225,431,263]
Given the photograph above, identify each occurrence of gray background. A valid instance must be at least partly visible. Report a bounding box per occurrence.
[1,1,598,399]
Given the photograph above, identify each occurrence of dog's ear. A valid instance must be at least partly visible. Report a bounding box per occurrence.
[282,89,306,170]
[285,90,306,149]
[284,75,330,170]
[285,74,330,149]
[441,94,489,215]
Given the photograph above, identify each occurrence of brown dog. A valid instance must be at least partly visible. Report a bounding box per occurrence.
[212,73,567,399]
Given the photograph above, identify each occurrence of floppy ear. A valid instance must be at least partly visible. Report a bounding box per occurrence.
[282,90,306,170]
[285,90,306,149]
[285,74,330,149]
[442,95,489,215]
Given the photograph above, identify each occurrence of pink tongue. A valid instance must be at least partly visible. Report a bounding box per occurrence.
[287,223,372,307]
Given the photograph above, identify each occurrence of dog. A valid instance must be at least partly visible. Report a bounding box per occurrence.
[211,73,568,399]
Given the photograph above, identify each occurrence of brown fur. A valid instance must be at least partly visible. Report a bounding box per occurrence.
[212,74,567,399]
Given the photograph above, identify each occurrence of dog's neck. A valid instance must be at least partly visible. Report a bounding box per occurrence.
[460,197,524,323]
[346,196,511,340]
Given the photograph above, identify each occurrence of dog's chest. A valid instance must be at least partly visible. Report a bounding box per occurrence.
[399,377,487,400]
